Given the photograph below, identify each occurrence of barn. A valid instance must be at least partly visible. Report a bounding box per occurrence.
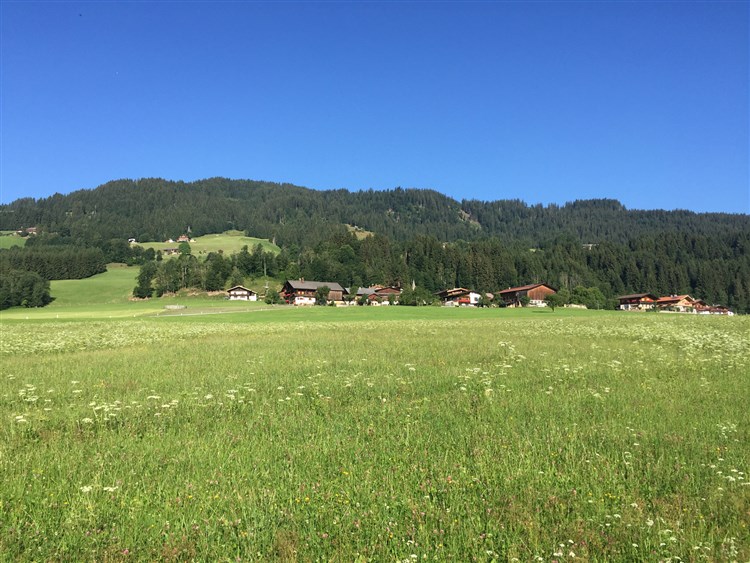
[497,283,556,307]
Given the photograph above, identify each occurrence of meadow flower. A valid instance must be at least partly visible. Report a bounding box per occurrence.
[80,486,93,493]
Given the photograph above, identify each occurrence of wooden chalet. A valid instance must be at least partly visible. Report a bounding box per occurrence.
[226,285,257,301]
[707,305,734,316]
[350,286,402,305]
[435,287,481,307]
[282,279,347,306]
[498,283,556,307]
[694,301,734,315]
[656,294,695,313]
[617,293,658,311]
[371,286,401,305]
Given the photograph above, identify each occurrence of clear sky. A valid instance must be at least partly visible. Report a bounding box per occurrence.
[1,1,748,213]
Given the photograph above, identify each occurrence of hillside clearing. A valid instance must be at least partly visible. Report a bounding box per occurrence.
[0,232,25,249]
[134,230,280,255]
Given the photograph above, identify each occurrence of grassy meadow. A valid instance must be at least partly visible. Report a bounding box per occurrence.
[134,231,280,255]
[0,231,25,249]
[1,285,748,560]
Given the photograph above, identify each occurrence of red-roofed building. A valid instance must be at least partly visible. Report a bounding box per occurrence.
[617,293,658,311]
[435,287,481,307]
[498,283,556,307]
[656,295,696,313]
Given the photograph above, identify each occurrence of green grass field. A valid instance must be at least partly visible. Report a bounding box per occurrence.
[0,231,25,249]
[135,230,280,255]
[1,276,748,560]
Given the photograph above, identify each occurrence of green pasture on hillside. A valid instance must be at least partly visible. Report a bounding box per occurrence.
[0,265,284,320]
[135,230,280,255]
[1,303,748,561]
[0,232,25,249]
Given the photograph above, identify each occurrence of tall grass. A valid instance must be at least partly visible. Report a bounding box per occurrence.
[1,312,748,560]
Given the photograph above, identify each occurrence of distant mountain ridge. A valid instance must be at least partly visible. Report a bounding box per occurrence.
[1,177,747,247]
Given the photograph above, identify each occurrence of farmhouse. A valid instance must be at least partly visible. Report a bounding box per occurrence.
[617,293,734,314]
[357,286,401,305]
[705,305,734,316]
[282,279,347,305]
[656,294,696,313]
[435,287,481,307]
[693,300,734,315]
[226,286,257,301]
[498,283,556,307]
[617,293,658,311]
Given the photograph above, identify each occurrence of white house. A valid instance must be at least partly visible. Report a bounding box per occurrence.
[227,286,257,301]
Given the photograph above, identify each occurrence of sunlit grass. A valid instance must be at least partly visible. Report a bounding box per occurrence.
[0,232,25,249]
[0,265,280,320]
[1,311,748,560]
[134,230,280,255]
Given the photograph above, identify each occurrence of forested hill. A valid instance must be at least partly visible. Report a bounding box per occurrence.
[1,177,747,246]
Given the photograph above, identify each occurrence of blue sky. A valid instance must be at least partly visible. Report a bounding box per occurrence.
[1,1,748,213]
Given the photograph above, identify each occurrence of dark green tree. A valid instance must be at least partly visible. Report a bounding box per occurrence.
[315,285,330,306]
[133,261,157,298]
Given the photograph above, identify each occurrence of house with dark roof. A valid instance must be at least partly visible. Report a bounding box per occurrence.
[227,286,257,301]
[497,283,556,307]
[435,287,481,307]
[281,280,347,306]
[617,293,658,311]
[357,286,402,305]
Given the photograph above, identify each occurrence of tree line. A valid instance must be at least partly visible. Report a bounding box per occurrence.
[0,245,107,281]
[285,230,750,312]
[2,178,747,248]
[128,230,750,313]
[133,244,283,298]
[1,178,748,312]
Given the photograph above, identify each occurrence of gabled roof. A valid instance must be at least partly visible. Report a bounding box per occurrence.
[356,287,377,296]
[284,280,347,293]
[656,294,693,304]
[227,285,255,293]
[617,293,658,301]
[349,286,401,296]
[498,283,556,294]
[375,286,401,295]
[435,287,472,298]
